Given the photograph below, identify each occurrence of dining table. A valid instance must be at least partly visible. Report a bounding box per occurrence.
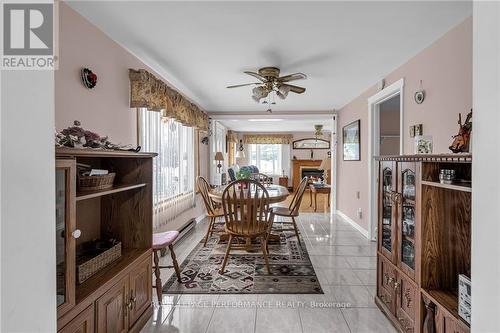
[208,183,290,248]
[208,183,290,204]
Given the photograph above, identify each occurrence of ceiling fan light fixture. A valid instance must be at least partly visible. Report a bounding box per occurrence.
[229,67,307,106]
[252,94,261,103]
[252,86,265,96]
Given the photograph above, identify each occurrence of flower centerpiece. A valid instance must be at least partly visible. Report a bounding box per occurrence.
[236,167,251,180]
[235,167,251,189]
[55,120,140,151]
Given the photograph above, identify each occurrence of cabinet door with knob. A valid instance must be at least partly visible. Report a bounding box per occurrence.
[377,255,397,314]
[128,258,152,326]
[96,276,129,333]
[395,273,417,333]
[56,159,77,317]
[434,306,470,333]
[59,304,94,333]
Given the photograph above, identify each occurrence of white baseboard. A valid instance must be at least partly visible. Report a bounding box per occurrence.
[336,210,370,239]
[195,213,207,223]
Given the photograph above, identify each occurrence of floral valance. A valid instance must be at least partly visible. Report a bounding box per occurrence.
[227,130,238,144]
[129,69,209,131]
[243,134,293,145]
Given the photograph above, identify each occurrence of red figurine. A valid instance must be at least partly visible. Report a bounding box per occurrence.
[449,110,472,153]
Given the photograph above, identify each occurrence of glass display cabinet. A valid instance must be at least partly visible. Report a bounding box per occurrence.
[378,161,397,263]
[55,148,155,333]
[56,159,77,317]
[375,155,471,333]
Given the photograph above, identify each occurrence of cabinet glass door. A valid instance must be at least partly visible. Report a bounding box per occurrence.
[382,168,393,251]
[56,168,67,306]
[56,160,76,316]
[379,161,396,262]
[398,163,417,277]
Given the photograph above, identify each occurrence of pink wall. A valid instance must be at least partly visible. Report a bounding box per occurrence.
[337,17,472,232]
[56,2,208,231]
[56,2,141,144]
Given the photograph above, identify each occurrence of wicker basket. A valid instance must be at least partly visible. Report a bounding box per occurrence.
[78,173,115,191]
[77,241,121,284]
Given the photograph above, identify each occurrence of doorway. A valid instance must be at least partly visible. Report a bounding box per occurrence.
[379,95,401,156]
[367,79,404,240]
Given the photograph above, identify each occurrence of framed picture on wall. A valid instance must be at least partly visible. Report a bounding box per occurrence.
[343,119,361,161]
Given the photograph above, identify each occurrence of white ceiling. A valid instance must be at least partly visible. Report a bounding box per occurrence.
[67,1,471,123]
[212,112,334,132]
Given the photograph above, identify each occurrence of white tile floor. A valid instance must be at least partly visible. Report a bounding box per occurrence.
[141,213,397,333]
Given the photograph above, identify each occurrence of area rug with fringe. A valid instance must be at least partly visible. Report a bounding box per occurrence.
[163,222,323,294]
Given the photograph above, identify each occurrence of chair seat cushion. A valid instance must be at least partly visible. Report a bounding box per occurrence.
[153,230,179,249]
[270,206,298,217]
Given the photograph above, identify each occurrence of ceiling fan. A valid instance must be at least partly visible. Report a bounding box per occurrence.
[227,67,307,103]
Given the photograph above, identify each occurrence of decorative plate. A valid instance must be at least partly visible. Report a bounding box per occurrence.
[81,68,97,89]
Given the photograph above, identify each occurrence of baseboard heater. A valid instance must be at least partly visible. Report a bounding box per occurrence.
[175,218,197,244]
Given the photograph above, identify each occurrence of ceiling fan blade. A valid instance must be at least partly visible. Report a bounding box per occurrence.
[244,71,267,82]
[226,82,261,88]
[282,84,306,94]
[277,72,307,82]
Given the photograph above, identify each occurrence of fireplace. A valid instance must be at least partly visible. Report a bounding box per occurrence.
[292,159,331,191]
[301,167,324,180]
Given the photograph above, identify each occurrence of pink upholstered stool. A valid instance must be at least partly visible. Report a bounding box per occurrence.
[152,231,182,304]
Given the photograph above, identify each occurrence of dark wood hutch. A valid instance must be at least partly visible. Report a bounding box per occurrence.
[55,148,156,333]
[375,154,472,333]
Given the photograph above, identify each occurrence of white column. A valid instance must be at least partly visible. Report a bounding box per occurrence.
[1,70,56,331]
[472,1,500,331]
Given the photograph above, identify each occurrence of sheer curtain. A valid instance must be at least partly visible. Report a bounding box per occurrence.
[138,108,195,230]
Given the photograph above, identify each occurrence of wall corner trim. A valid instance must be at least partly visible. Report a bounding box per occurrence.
[336,210,370,239]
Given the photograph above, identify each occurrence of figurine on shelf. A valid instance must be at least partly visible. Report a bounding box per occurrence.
[449,110,472,153]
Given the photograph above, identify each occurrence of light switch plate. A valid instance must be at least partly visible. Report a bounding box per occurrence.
[409,125,415,137]
[415,124,423,136]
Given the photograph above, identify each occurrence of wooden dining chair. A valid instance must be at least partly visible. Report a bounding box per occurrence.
[269,176,308,245]
[250,173,272,186]
[220,179,271,274]
[197,176,224,247]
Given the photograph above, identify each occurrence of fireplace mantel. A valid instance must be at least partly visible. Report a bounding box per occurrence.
[292,159,331,191]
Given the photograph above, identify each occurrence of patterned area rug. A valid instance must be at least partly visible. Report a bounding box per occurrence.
[163,222,323,294]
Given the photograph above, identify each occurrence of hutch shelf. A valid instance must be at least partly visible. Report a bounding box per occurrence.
[375,154,472,333]
[55,148,156,333]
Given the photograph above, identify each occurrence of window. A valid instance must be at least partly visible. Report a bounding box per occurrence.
[249,144,282,175]
[138,109,195,228]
